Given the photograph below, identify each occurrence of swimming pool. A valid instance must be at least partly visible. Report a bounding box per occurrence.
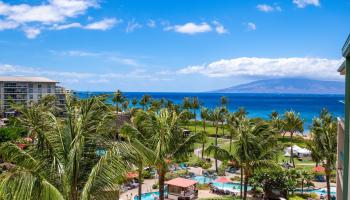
[133,191,168,200]
[298,187,336,196]
[192,176,251,191]
[192,175,215,184]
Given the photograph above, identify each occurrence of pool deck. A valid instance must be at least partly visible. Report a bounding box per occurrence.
[120,178,158,200]
[120,178,222,200]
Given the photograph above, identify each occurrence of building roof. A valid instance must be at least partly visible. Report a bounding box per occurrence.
[165,178,197,188]
[0,76,58,83]
[343,34,350,57]
[338,61,346,75]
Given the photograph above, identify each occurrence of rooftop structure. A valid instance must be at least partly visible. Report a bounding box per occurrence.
[0,76,67,115]
[166,178,198,200]
[0,76,58,83]
[337,34,350,200]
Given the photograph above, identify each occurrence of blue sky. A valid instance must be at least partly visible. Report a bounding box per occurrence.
[0,0,349,92]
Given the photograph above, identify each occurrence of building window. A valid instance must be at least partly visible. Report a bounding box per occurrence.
[4,82,16,87]
[30,94,33,99]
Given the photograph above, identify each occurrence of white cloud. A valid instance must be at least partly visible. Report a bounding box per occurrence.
[247,22,256,31]
[23,27,41,39]
[126,19,142,33]
[293,0,320,8]
[178,57,343,80]
[85,18,119,30]
[52,22,82,30]
[0,0,97,23]
[0,20,18,30]
[166,22,212,35]
[147,19,156,28]
[257,4,282,12]
[212,21,228,34]
[0,0,108,37]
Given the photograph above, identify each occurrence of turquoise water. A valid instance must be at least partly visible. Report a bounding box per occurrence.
[76,92,344,131]
[192,176,251,191]
[133,191,168,200]
[192,176,214,184]
[298,187,336,196]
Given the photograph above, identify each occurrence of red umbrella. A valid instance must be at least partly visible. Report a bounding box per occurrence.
[126,172,138,179]
[313,166,325,173]
[215,177,232,190]
[215,177,231,183]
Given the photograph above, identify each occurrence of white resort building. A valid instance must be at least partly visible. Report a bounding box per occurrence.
[0,76,68,115]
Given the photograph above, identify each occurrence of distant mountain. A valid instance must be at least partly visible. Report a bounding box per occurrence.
[213,78,345,94]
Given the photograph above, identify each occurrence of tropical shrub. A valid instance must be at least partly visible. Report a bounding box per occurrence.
[0,126,27,142]
[142,170,153,179]
[152,183,159,189]
[196,183,210,190]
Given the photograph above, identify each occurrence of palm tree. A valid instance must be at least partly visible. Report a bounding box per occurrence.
[226,113,237,152]
[200,108,209,158]
[234,118,278,199]
[122,100,129,112]
[150,99,162,113]
[269,111,284,133]
[282,111,304,167]
[120,119,156,200]
[113,90,126,140]
[139,94,151,110]
[309,109,337,200]
[0,95,130,200]
[112,90,125,113]
[221,96,228,107]
[122,109,200,200]
[220,107,228,136]
[299,169,311,195]
[132,97,138,108]
[192,97,200,133]
[210,108,224,172]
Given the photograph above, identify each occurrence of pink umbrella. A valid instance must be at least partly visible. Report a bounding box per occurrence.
[215,177,231,183]
[215,177,232,189]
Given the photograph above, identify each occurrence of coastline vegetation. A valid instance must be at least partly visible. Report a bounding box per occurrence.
[0,91,338,200]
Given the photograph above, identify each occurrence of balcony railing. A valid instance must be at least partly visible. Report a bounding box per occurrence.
[337,118,345,175]
[343,34,350,56]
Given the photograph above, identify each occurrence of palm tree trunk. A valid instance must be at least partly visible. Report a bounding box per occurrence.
[301,178,304,195]
[243,171,249,200]
[201,119,206,159]
[290,132,295,167]
[221,121,224,136]
[229,132,232,152]
[115,104,119,140]
[71,158,79,200]
[215,123,219,172]
[138,163,143,200]
[326,170,331,200]
[240,166,243,198]
[158,167,166,200]
[194,111,197,133]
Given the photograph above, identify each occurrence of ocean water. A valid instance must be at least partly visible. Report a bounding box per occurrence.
[75,92,344,131]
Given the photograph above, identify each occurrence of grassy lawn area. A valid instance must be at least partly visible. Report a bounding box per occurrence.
[193,137,229,149]
[184,121,231,137]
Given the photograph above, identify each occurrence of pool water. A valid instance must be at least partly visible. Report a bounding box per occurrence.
[192,176,251,191]
[192,176,215,184]
[133,191,168,200]
[299,187,336,196]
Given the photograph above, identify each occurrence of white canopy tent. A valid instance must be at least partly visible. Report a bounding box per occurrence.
[284,145,311,158]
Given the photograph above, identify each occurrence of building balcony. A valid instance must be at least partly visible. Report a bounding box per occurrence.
[343,34,350,56]
[337,118,345,175]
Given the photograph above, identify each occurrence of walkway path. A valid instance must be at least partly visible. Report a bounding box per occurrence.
[193,137,231,171]
[120,179,158,200]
